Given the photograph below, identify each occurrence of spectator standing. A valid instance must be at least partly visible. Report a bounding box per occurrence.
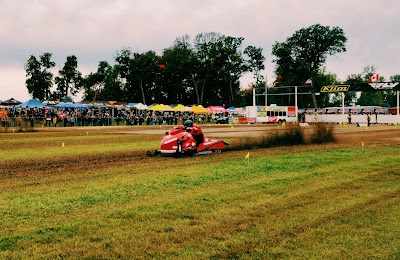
[146,114,151,125]
[0,108,7,128]
[367,113,371,127]
[46,112,51,127]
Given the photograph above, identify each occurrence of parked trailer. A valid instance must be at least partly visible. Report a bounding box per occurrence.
[246,105,298,124]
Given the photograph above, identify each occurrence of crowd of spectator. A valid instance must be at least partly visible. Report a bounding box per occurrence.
[0,107,224,130]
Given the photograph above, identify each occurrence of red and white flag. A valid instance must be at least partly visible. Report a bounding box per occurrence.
[270,75,282,87]
[368,73,379,82]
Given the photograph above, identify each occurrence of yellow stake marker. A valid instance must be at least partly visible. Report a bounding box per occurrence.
[62,142,65,147]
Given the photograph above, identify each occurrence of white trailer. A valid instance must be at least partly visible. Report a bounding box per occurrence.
[246,105,298,123]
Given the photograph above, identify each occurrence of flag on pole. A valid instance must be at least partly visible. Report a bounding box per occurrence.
[305,78,312,85]
[271,75,282,87]
[62,142,65,147]
[368,74,379,82]
[245,152,250,160]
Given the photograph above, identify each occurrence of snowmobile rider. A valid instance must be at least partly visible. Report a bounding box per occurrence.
[183,119,204,146]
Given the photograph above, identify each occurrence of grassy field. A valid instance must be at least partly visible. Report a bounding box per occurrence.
[1,127,399,259]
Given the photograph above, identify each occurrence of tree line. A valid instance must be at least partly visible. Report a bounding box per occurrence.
[25,25,400,108]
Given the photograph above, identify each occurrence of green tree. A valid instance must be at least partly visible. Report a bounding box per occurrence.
[55,55,82,98]
[215,36,247,106]
[341,74,362,106]
[237,85,255,107]
[114,48,133,101]
[192,32,220,105]
[244,46,265,86]
[313,68,340,107]
[384,74,400,107]
[272,24,347,107]
[115,49,160,104]
[25,52,55,100]
[100,64,123,101]
[192,32,251,106]
[82,61,121,101]
[357,91,383,106]
[390,74,400,82]
[161,35,197,104]
[134,51,160,104]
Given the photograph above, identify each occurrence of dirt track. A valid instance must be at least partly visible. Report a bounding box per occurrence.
[1,123,398,182]
[96,123,400,145]
[35,123,400,144]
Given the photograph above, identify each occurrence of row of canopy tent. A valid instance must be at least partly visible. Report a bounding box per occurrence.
[147,104,212,114]
[1,98,245,115]
[128,103,245,114]
[0,99,89,109]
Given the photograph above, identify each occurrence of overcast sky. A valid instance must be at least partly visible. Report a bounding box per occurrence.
[1,0,399,102]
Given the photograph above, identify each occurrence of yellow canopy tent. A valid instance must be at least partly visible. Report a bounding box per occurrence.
[170,104,185,112]
[192,105,212,114]
[181,106,193,112]
[147,104,173,111]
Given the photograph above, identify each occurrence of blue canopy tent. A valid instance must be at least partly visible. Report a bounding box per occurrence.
[14,99,45,108]
[54,102,88,109]
[127,103,138,107]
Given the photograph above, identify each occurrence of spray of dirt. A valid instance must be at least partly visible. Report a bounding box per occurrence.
[226,123,335,151]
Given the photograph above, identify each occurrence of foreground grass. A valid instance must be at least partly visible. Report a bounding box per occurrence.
[0,132,399,259]
[0,133,159,160]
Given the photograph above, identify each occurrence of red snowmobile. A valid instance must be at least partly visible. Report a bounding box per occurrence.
[146,121,228,157]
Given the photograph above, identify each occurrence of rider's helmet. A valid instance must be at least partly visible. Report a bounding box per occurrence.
[183,120,193,127]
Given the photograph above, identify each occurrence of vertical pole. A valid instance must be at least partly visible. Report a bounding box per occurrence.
[112,107,115,125]
[265,82,268,107]
[342,92,345,115]
[397,90,399,124]
[252,88,256,106]
[295,86,298,122]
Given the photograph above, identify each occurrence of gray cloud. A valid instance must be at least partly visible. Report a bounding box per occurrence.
[1,0,399,101]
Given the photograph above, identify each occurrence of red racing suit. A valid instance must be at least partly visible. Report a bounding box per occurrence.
[187,124,204,146]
